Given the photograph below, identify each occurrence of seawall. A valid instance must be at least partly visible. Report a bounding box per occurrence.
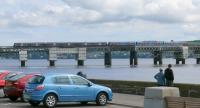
[90,79,200,98]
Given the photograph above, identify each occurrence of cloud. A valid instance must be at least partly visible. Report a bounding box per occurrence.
[0,0,200,45]
[63,0,200,24]
[0,0,200,27]
[183,24,200,36]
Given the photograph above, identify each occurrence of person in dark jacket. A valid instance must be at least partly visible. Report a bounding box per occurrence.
[164,64,174,86]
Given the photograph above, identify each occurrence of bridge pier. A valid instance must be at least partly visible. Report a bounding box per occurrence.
[153,58,163,65]
[174,49,188,65]
[21,60,26,67]
[49,60,55,67]
[134,51,138,66]
[77,60,84,66]
[104,49,112,67]
[182,59,185,64]
[176,59,179,64]
[176,58,185,64]
[194,51,200,64]
[48,48,57,67]
[153,51,162,65]
[197,58,200,64]
[19,50,27,67]
[130,50,138,66]
[76,48,86,66]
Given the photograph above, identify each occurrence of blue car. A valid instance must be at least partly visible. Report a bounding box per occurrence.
[23,73,112,108]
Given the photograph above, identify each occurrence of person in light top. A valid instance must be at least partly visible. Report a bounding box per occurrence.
[154,68,165,86]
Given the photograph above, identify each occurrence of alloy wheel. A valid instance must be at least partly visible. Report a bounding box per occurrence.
[96,93,107,106]
[43,94,57,108]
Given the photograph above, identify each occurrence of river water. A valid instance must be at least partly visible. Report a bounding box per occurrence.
[0,59,199,84]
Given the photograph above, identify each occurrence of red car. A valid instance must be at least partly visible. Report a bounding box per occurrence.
[4,73,39,101]
[0,70,10,88]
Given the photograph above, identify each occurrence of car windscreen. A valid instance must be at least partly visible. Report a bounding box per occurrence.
[8,74,25,81]
[28,75,44,84]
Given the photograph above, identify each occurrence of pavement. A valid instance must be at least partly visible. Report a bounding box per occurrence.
[110,93,144,108]
[0,92,144,108]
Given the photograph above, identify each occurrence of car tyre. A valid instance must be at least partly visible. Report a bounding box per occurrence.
[29,101,40,106]
[8,96,18,101]
[96,92,107,106]
[43,94,57,108]
[20,96,26,102]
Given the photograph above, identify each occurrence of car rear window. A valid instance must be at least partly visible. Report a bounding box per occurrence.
[8,74,25,81]
[28,75,44,84]
[4,73,18,80]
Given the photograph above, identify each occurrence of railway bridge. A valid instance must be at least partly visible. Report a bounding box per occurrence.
[0,41,200,67]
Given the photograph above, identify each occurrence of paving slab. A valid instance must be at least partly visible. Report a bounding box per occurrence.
[111,93,144,108]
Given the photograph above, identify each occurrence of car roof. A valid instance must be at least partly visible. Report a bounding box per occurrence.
[0,70,9,73]
[36,72,76,77]
[7,72,41,80]
[24,72,41,75]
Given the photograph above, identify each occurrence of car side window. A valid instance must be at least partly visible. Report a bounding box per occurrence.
[71,76,88,85]
[53,76,70,85]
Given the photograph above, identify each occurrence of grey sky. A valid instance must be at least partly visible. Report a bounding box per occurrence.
[0,0,200,45]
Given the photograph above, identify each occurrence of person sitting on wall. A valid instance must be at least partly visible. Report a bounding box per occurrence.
[77,71,87,78]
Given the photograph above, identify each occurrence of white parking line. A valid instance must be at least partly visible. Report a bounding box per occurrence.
[1,103,12,105]
[0,89,5,98]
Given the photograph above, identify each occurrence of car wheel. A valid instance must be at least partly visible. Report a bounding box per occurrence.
[29,101,40,106]
[43,94,57,108]
[81,102,88,105]
[8,96,18,101]
[96,92,107,106]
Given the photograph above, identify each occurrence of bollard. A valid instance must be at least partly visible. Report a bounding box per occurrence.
[49,60,55,67]
[21,60,26,67]
[144,87,180,108]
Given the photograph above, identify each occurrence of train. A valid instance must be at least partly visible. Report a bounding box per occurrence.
[13,41,189,48]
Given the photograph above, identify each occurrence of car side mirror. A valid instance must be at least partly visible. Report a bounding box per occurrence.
[88,83,92,87]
